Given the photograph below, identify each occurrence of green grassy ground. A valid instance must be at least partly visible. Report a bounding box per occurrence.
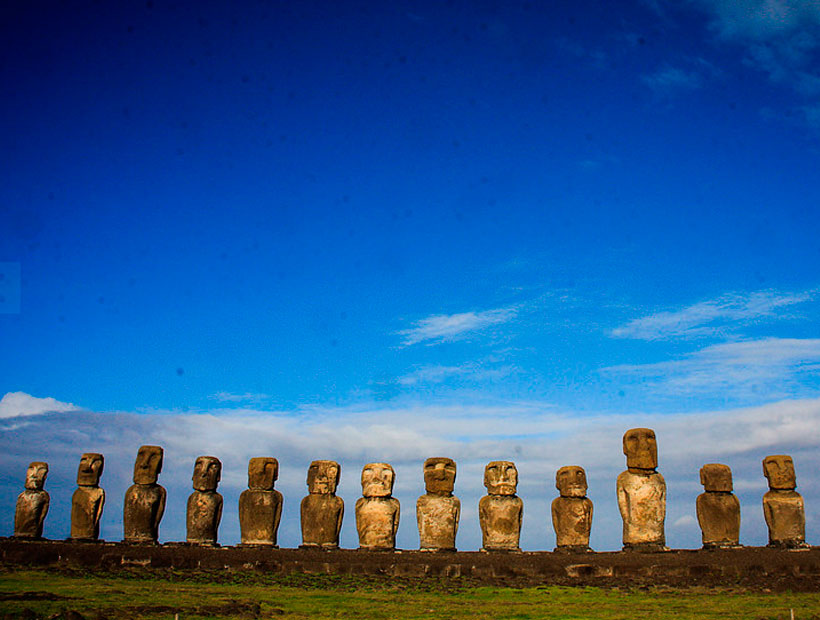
[0,568,817,620]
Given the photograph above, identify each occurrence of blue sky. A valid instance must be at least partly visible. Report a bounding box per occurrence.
[1,0,820,551]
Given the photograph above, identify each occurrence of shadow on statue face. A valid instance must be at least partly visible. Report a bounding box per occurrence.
[77,453,104,487]
[192,456,222,491]
[133,445,163,485]
[556,465,587,498]
[623,427,658,470]
[700,463,733,492]
[307,460,340,494]
[484,461,518,496]
[248,457,278,490]
[361,462,394,497]
[424,457,456,495]
[763,455,796,490]
[25,462,48,491]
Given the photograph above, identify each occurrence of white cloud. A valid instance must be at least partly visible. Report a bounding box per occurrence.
[397,365,469,385]
[610,289,813,340]
[603,337,820,397]
[209,391,271,403]
[0,391,79,418]
[673,514,698,528]
[396,362,515,386]
[697,0,820,40]
[397,307,518,346]
[691,0,820,127]
[3,393,820,552]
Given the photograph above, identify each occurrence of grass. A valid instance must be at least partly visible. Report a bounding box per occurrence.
[0,567,818,619]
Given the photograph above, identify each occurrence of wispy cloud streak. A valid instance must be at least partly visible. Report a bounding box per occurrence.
[209,392,271,403]
[691,0,820,127]
[643,65,704,95]
[397,307,518,346]
[603,337,820,396]
[396,362,515,386]
[610,289,813,340]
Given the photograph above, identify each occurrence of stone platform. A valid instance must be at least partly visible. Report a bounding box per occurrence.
[3,538,820,590]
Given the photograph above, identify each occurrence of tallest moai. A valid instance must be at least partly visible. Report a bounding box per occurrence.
[617,428,667,551]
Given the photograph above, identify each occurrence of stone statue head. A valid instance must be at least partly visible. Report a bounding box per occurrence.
[24,462,48,491]
[424,457,456,496]
[192,456,222,492]
[248,457,278,490]
[76,453,104,487]
[307,460,340,494]
[361,462,395,498]
[700,463,733,493]
[763,454,796,490]
[623,427,658,470]
[484,461,518,496]
[555,465,587,498]
[133,445,163,485]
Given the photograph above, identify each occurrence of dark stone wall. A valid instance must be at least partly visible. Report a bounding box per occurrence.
[3,538,820,589]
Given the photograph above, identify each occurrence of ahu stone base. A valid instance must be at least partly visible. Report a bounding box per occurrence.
[3,539,820,589]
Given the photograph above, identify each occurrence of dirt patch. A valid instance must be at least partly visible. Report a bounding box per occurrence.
[2,613,84,620]
[79,601,268,619]
[197,601,262,618]
[0,594,73,602]
[1,609,39,620]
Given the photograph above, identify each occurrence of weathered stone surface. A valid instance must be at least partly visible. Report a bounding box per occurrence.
[14,462,49,539]
[239,457,282,546]
[9,539,820,589]
[762,454,807,548]
[551,466,593,551]
[623,427,658,470]
[300,460,344,548]
[123,445,166,543]
[416,457,460,551]
[696,463,740,548]
[479,461,522,551]
[355,462,400,550]
[70,453,105,540]
[617,428,666,550]
[187,456,223,545]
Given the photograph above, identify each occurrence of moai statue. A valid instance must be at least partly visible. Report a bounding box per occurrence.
[70,453,105,541]
[123,445,166,543]
[616,428,667,551]
[355,462,400,550]
[300,460,344,549]
[479,461,523,551]
[696,463,741,549]
[187,456,223,546]
[14,462,50,539]
[238,457,283,546]
[551,465,593,552]
[762,455,808,548]
[416,457,460,551]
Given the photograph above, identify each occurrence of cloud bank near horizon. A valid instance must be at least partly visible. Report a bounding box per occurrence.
[0,391,79,419]
[2,391,819,552]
